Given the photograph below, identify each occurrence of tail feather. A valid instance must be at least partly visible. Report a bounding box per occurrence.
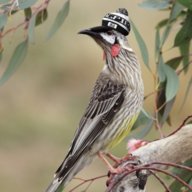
[45,178,63,192]
[45,154,93,192]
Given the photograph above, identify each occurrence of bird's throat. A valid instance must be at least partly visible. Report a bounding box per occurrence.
[111,44,121,57]
[103,44,121,60]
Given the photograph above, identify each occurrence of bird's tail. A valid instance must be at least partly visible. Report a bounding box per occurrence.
[45,178,64,192]
[45,161,75,192]
[45,154,93,192]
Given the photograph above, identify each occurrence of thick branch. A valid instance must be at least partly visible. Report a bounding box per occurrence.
[106,124,192,192]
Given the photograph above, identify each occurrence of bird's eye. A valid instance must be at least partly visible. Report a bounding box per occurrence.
[107,31,113,35]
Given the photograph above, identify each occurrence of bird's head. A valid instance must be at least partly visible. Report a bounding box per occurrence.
[79,8,131,58]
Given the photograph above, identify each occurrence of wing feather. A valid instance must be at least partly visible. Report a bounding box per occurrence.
[55,76,125,178]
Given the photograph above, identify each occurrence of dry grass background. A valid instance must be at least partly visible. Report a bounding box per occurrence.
[0,0,191,191]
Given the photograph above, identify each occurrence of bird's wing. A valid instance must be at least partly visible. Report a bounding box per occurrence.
[55,76,125,177]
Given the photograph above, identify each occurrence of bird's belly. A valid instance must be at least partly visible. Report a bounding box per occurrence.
[106,114,138,149]
[89,109,139,155]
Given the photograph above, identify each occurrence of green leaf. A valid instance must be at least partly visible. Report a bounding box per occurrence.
[157,59,179,102]
[35,9,48,26]
[155,28,160,59]
[47,0,70,39]
[164,64,179,101]
[18,0,38,9]
[166,56,183,70]
[0,0,10,3]
[170,159,192,192]
[179,41,190,72]
[0,50,3,62]
[157,55,166,82]
[139,0,170,9]
[181,76,192,108]
[130,116,153,139]
[159,2,184,47]
[177,0,192,10]
[24,7,32,20]
[27,8,48,43]
[156,19,169,29]
[131,20,150,70]
[0,13,7,30]
[160,23,171,48]
[160,97,175,125]
[0,39,28,85]
[132,109,153,130]
[174,10,192,46]
[169,2,184,21]
[28,13,36,43]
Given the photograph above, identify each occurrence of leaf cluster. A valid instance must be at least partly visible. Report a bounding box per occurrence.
[0,0,70,84]
[132,0,192,191]
[132,0,192,135]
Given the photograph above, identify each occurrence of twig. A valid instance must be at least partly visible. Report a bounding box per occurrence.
[144,167,192,190]
[149,161,192,172]
[69,175,107,192]
[149,170,171,192]
[167,115,192,137]
[1,0,51,38]
[110,166,192,191]
[144,90,158,100]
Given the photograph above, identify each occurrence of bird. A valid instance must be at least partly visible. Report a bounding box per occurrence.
[45,8,144,192]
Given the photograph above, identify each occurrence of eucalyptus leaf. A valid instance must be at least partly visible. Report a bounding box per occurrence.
[0,0,10,3]
[166,56,183,70]
[164,64,179,102]
[180,76,192,108]
[132,109,153,130]
[130,118,153,139]
[155,28,160,59]
[174,10,192,46]
[169,2,184,21]
[139,0,170,10]
[0,40,28,85]
[28,13,36,42]
[0,13,7,30]
[177,0,192,10]
[156,19,169,29]
[160,23,171,48]
[170,159,192,192]
[160,97,175,125]
[18,0,38,9]
[35,9,48,26]
[157,55,166,82]
[0,50,3,62]
[156,82,166,122]
[47,0,70,39]
[179,41,190,72]
[159,2,184,48]
[24,7,32,20]
[131,20,150,70]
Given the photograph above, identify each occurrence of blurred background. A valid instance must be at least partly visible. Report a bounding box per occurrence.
[0,0,191,191]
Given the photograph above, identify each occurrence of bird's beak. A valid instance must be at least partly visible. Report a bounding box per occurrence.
[78,26,111,38]
[78,29,98,37]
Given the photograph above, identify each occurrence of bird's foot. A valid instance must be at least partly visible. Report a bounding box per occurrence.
[98,152,115,171]
[105,153,121,164]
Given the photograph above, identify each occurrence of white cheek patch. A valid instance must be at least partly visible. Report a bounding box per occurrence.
[118,36,133,52]
[100,33,115,44]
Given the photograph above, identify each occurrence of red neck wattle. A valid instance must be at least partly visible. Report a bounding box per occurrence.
[111,44,120,57]
[102,44,120,60]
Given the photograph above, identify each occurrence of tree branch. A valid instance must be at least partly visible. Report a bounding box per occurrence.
[106,124,192,192]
